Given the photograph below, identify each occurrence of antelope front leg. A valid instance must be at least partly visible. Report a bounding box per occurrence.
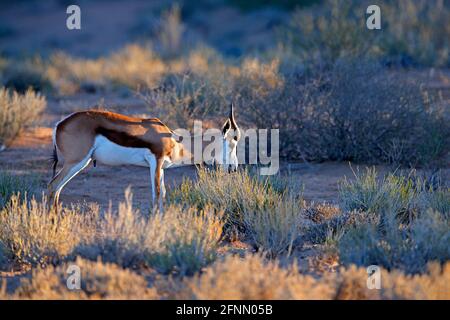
[154,158,165,214]
[145,154,157,213]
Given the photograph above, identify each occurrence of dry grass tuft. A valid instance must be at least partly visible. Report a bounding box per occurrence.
[0,195,97,267]
[11,257,158,300]
[0,87,46,146]
[178,254,450,300]
[337,168,450,273]
[0,189,223,275]
[180,254,336,300]
[72,189,224,275]
[0,171,39,208]
[46,45,166,94]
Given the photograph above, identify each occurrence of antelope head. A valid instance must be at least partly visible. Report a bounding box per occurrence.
[221,102,241,172]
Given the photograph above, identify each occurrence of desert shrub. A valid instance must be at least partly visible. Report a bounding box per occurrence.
[46,45,166,94]
[338,209,450,274]
[0,87,46,146]
[170,168,303,255]
[12,257,158,300]
[380,0,450,67]
[0,196,97,267]
[2,60,51,93]
[243,196,303,257]
[306,167,449,251]
[228,0,319,11]
[243,60,448,164]
[0,189,223,275]
[141,71,229,128]
[303,210,373,245]
[282,0,450,67]
[146,205,223,275]
[303,203,341,223]
[0,171,39,208]
[335,262,450,300]
[0,241,7,269]
[178,254,450,299]
[181,254,336,299]
[336,167,450,273]
[170,168,287,231]
[74,189,223,275]
[72,191,152,268]
[339,167,449,221]
[422,189,450,218]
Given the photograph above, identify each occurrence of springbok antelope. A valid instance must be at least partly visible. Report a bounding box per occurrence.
[48,103,241,212]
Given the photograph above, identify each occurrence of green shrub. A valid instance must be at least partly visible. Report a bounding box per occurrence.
[243,196,303,257]
[337,167,450,273]
[145,205,223,275]
[0,171,39,208]
[170,168,287,231]
[2,61,51,93]
[339,167,449,221]
[338,209,450,274]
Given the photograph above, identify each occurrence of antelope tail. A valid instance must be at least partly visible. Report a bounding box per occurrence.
[51,143,58,179]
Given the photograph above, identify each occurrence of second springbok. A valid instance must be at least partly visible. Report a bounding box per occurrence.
[48,103,241,212]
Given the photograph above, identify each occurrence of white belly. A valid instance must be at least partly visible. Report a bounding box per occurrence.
[93,135,151,167]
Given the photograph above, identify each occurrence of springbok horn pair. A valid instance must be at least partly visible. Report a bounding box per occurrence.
[48,103,241,212]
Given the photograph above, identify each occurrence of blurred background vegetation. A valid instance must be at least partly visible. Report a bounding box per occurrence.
[0,0,449,165]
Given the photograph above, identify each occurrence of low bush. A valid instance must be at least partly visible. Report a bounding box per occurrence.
[46,45,166,94]
[0,196,97,267]
[338,209,450,274]
[0,171,39,208]
[339,167,449,221]
[242,60,448,165]
[170,168,288,230]
[171,168,303,255]
[179,254,450,299]
[0,87,46,146]
[2,60,51,93]
[243,196,303,257]
[0,189,223,276]
[12,257,158,300]
[337,168,450,273]
[73,189,223,275]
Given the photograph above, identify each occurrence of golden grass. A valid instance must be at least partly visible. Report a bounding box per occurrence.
[0,189,223,275]
[179,254,450,300]
[0,87,46,146]
[0,195,97,267]
[9,257,158,300]
[46,45,166,94]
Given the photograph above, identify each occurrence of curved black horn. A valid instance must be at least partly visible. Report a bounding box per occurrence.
[229,103,237,128]
[229,102,241,139]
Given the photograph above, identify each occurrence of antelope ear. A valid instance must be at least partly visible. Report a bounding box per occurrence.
[222,119,231,136]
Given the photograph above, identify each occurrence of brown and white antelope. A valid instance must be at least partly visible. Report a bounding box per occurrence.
[48,103,241,212]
